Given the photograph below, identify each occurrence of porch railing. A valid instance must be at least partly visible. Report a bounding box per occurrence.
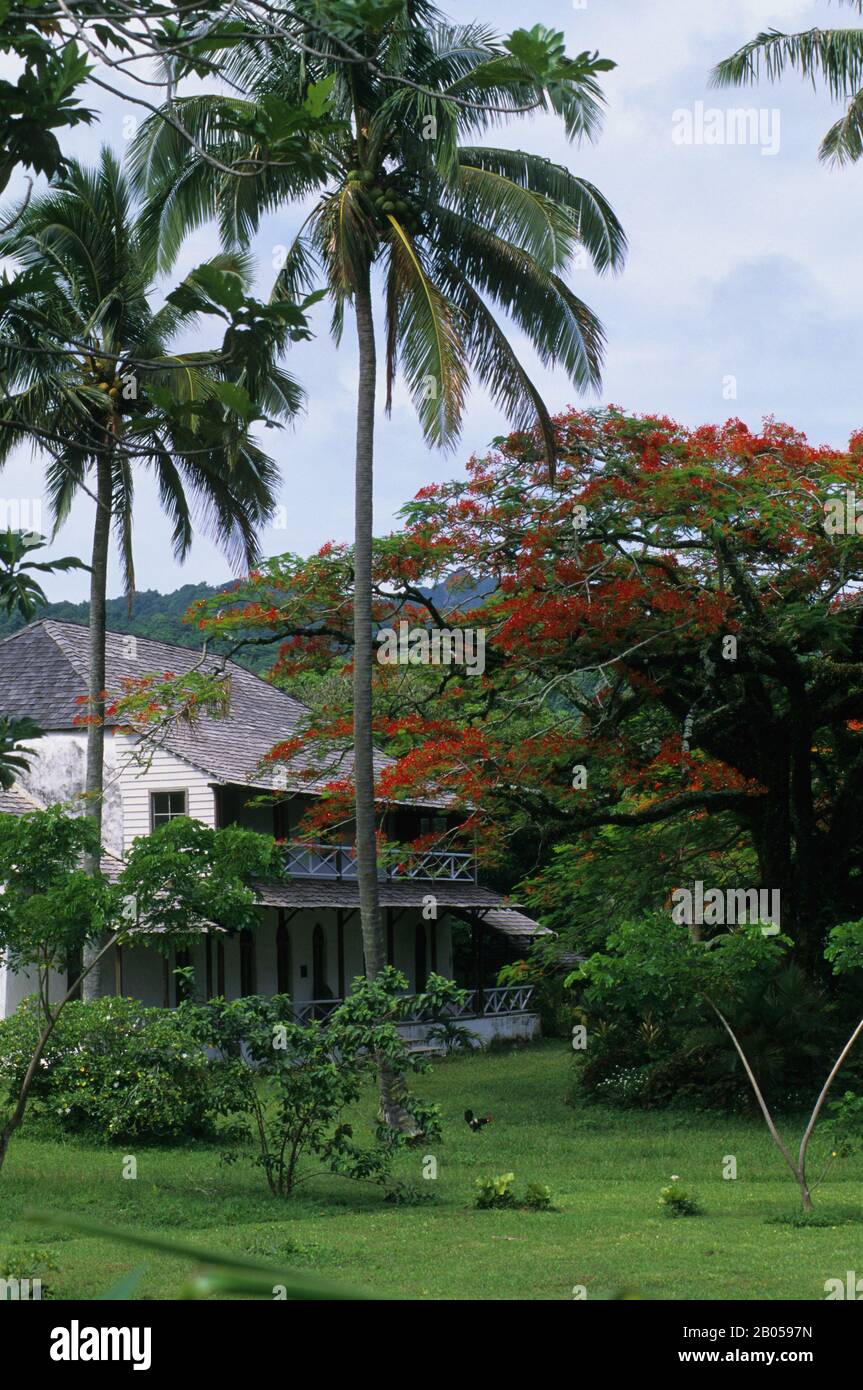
[291,985,534,1026]
[284,841,477,883]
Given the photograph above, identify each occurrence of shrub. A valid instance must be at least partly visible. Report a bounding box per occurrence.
[0,996,216,1144]
[523,1181,554,1211]
[425,1020,481,1055]
[474,1173,557,1211]
[475,1172,516,1209]
[192,970,458,1197]
[658,1179,702,1218]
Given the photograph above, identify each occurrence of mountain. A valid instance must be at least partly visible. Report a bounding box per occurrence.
[0,572,495,675]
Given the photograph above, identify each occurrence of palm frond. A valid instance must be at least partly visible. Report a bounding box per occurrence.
[712,28,863,101]
[457,147,626,272]
[384,217,467,446]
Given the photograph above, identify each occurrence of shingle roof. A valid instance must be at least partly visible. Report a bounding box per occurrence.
[253,878,547,937]
[0,784,41,815]
[0,620,394,795]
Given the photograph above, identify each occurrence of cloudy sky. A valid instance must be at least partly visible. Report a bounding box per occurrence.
[3,0,862,602]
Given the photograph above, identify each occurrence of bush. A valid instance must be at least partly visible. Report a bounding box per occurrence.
[568,951,838,1113]
[475,1172,516,1209]
[191,970,456,1197]
[474,1173,557,1211]
[658,1179,702,1218]
[0,996,216,1144]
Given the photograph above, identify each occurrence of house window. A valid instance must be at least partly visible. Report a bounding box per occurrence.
[151,790,187,829]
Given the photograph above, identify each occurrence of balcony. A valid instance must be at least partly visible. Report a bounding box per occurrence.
[291,984,535,1026]
[284,840,477,883]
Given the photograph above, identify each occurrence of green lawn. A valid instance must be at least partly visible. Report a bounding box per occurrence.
[2,1040,861,1300]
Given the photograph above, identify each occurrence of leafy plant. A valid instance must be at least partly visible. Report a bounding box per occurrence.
[658,1179,702,1219]
[191,970,460,1197]
[425,1020,481,1055]
[0,996,217,1143]
[474,1172,516,1210]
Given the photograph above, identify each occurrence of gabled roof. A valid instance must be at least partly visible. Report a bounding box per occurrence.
[0,784,42,816]
[0,620,392,795]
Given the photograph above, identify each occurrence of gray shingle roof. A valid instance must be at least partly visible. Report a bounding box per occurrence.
[0,620,393,795]
[0,784,41,815]
[253,878,546,936]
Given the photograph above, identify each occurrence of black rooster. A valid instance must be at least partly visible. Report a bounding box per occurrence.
[464,1109,492,1132]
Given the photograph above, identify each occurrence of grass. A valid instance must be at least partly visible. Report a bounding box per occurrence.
[2,1039,862,1300]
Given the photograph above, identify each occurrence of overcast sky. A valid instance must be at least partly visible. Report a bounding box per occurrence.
[3,0,862,603]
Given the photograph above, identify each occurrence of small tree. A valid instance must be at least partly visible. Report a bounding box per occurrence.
[194,969,462,1197]
[0,810,277,1173]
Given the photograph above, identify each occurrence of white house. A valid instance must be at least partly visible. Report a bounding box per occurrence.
[0,620,543,1041]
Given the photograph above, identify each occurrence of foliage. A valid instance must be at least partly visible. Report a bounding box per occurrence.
[0,147,311,606]
[160,409,863,976]
[0,716,41,791]
[190,970,461,1197]
[0,808,116,979]
[713,2,863,165]
[0,810,276,1172]
[474,1171,555,1210]
[425,1019,481,1055]
[498,957,573,1037]
[0,530,86,621]
[0,4,94,194]
[0,997,215,1143]
[0,1243,59,1298]
[474,1171,516,1209]
[658,1179,702,1218]
[522,1180,555,1211]
[131,8,624,472]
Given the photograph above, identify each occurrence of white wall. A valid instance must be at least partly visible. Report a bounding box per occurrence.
[113,733,216,854]
[15,730,124,855]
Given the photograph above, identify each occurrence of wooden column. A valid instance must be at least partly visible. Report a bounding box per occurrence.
[386,908,394,967]
[430,919,438,974]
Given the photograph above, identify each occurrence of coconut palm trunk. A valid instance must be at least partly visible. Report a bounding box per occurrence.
[81,446,113,999]
[353,264,416,1129]
[352,264,384,978]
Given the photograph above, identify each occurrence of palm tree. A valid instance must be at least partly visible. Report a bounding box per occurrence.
[130,4,625,1115]
[713,1,863,164]
[0,147,302,994]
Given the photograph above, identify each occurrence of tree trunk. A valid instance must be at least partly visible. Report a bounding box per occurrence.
[352,265,419,1134]
[352,265,384,978]
[81,450,113,1001]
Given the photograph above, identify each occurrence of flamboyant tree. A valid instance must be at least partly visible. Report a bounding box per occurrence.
[124,408,863,978]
